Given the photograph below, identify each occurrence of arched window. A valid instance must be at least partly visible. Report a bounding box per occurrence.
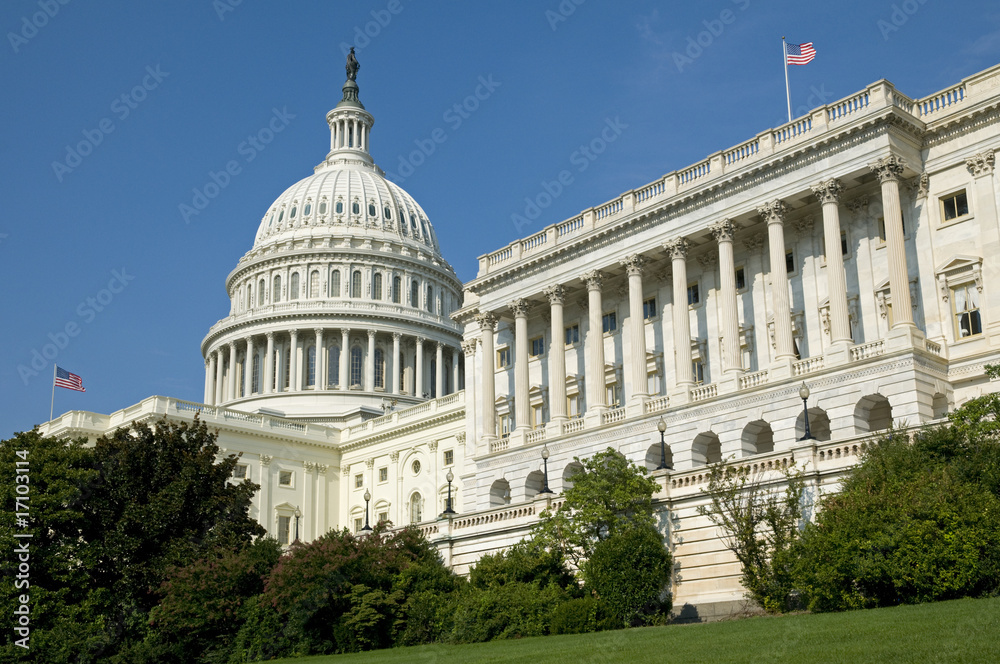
[410,280,419,308]
[246,285,252,309]
[329,270,341,298]
[410,492,422,524]
[350,346,363,388]
[374,348,385,389]
[290,273,300,300]
[328,345,340,387]
[258,279,265,306]
[373,273,383,300]
[252,353,261,394]
[319,200,327,215]
[384,206,392,220]
[368,203,376,217]
[304,203,311,216]
[426,285,434,312]
[392,276,402,303]
[290,205,297,219]
[351,270,362,298]
[306,346,316,387]
[309,270,319,298]
[352,201,360,215]
[410,215,418,236]
[273,275,281,303]
[335,200,343,214]
[239,358,246,397]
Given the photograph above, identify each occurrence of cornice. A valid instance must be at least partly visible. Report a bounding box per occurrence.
[337,407,465,453]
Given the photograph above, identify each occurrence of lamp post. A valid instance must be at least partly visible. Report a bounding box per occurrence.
[656,417,672,470]
[798,382,813,441]
[362,489,372,532]
[293,507,301,543]
[539,443,554,494]
[442,469,456,515]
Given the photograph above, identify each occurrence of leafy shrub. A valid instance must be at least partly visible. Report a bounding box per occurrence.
[550,596,598,634]
[583,524,672,626]
[450,581,569,643]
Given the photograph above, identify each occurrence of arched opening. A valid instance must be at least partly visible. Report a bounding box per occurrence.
[329,270,340,298]
[373,273,383,300]
[328,345,340,387]
[525,470,544,499]
[490,478,511,507]
[645,442,673,471]
[374,348,385,390]
[306,346,316,387]
[290,272,300,300]
[350,346,363,388]
[562,461,584,491]
[742,420,774,456]
[351,270,362,298]
[692,432,722,466]
[409,492,423,524]
[273,275,281,303]
[854,394,893,434]
[796,407,832,441]
[932,392,949,419]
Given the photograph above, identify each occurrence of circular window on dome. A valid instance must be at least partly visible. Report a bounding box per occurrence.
[411,460,421,475]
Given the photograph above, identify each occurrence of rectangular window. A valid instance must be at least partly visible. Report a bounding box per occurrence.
[785,250,795,274]
[602,312,617,334]
[687,283,700,306]
[565,324,580,345]
[378,467,388,482]
[500,414,514,438]
[531,403,544,429]
[530,335,545,357]
[877,215,905,243]
[606,384,622,408]
[354,473,363,489]
[278,515,291,544]
[841,231,849,257]
[443,449,454,466]
[735,266,746,291]
[692,359,705,384]
[233,463,248,480]
[354,517,363,533]
[941,190,970,222]
[567,395,580,418]
[643,297,657,320]
[279,470,293,487]
[497,347,511,369]
[953,283,982,338]
[377,511,388,524]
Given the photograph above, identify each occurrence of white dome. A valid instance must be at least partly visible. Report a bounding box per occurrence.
[253,163,440,254]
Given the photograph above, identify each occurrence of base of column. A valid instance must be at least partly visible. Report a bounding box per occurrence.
[669,384,692,406]
[625,395,649,418]
[825,341,853,368]
[769,357,795,381]
[479,434,498,456]
[717,372,743,395]
[584,407,607,428]
[509,429,528,447]
[886,324,925,353]
[545,418,567,437]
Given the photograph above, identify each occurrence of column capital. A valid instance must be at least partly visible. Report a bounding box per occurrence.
[869,154,906,183]
[436,340,444,350]
[229,340,238,349]
[709,219,737,243]
[265,331,275,341]
[508,298,530,318]
[415,336,425,346]
[244,335,254,345]
[260,454,272,466]
[313,327,324,336]
[663,237,688,260]
[461,339,477,354]
[367,329,376,339]
[811,178,844,204]
[793,215,815,235]
[392,331,402,340]
[620,254,646,276]
[757,199,788,224]
[582,270,604,291]
[317,464,328,475]
[846,196,869,214]
[742,233,764,252]
[966,149,995,177]
[475,311,498,331]
[697,252,717,268]
[544,284,566,305]
[205,357,211,367]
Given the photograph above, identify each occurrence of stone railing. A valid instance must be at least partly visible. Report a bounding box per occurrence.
[490,437,509,453]
[739,369,769,389]
[602,408,627,424]
[691,384,718,402]
[850,339,886,361]
[925,339,944,357]
[526,428,546,443]
[343,391,464,440]
[644,395,670,414]
[916,82,965,119]
[793,355,824,376]
[564,418,585,434]
[451,502,539,531]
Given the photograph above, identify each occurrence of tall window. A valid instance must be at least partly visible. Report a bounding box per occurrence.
[953,283,982,338]
[273,275,281,303]
[392,276,402,303]
[687,283,700,306]
[643,297,657,320]
[350,346,363,387]
[239,359,246,397]
[410,280,420,307]
[426,285,434,312]
[373,273,383,300]
[277,515,290,545]
[309,270,319,298]
[565,324,580,345]
[252,353,260,394]
[245,285,252,310]
[410,493,422,524]
[530,336,545,357]
[306,346,316,387]
[290,272,299,300]
[602,312,617,334]
[328,345,340,387]
[374,348,385,389]
[351,270,362,298]
[329,270,341,298]
[258,279,265,306]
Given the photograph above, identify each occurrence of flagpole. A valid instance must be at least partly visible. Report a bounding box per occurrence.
[50,364,57,422]
[783,36,792,123]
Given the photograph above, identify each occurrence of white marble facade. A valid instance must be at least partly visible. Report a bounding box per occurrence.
[43,62,1000,618]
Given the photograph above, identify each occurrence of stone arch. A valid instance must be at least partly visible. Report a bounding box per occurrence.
[490,478,511,507]
[692,431,722,466]
[854,394,893,434]
[796,407,832,441]
[525,470,545,499]
[645,442,673,471]
[742,420,774,456]
[932,392,949,419]
[562,461,584,491]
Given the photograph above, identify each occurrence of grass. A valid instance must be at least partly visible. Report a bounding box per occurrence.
[271,596,1000,664]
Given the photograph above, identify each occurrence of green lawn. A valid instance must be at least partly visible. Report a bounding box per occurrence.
[272,596,1000,664]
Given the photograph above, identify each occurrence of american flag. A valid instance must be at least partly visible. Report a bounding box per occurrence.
[54,366,86,392]
[785,42,816,66]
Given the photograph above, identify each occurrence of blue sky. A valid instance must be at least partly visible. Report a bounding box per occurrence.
[3,0,999,437]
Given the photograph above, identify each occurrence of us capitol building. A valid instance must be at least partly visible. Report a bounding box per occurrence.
[43,56,1000,618]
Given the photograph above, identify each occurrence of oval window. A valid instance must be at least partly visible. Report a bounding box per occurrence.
[352,202,360,215]
[304,203,311,216]
[278,210,284,222]
[319,201,327,214]
[335,201,344,214]
[412,460,421,475]
[384,206,392,219]
[368,204,376,217]
[290,206,297,218]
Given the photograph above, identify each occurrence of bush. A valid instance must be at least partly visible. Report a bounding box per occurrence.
[583,524,672,626]
[550,596,599,634]
[450,581,569,643]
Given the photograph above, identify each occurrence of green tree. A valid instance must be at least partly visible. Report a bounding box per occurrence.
[698,461,806,613]
[583,523,672,626]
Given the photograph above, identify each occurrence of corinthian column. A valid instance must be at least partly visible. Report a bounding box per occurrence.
[544,285,567,424]
[435,342,444,398]
[289,329,299,392]
[583,271,607,416]
[621,254,649,407]
[758,200,796,367]
[244,336,255,396]
[510,298,531,432]
[392,332,402,395]
[204,356,215,405]
[264,332,275,394]
[477,312,498,441]
[812,178,852,345]
[315,329,325,390]
[711,220,742,375]
[214,349,224,405]
[665,239,693,394]
[227,341,238,402]
[340,329,350,389]
[415,337,425,397]
[869,155,913,327]
[366,330,376,391]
